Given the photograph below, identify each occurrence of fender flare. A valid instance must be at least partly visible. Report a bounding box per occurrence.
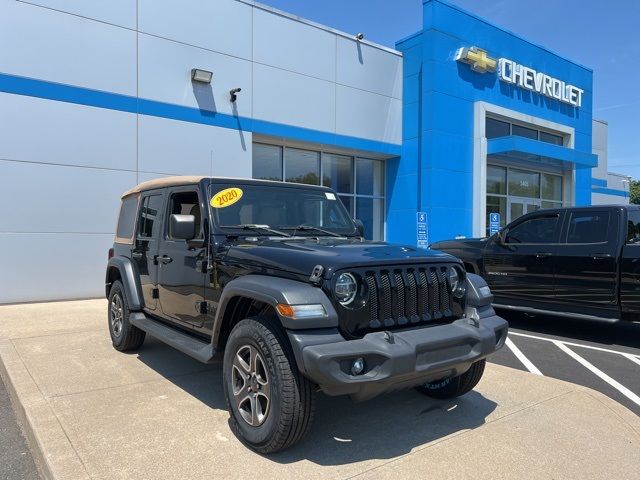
[211,274,339,345]
[105,256,144,311]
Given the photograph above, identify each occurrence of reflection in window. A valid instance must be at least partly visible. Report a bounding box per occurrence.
[566,212,609,244]
[627,211,640,244]
[486,118,510,138]
[285,148,319,185]
[541,173,562,201]
[512,124,538,140]
[508,169,540,198]
[253,144,282,181]
[356,159,384,196]
[506,215,558,244]
[356,197,384,240]
[540,131,563,146]
[116,195,138,240]
[487,165,507,195]
[322,154,353,193]
[138,194,162,238]
[486,195,506,236]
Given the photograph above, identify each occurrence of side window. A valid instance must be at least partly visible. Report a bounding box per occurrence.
[137,194,163,239]
[626,210,640,244]
[565,211,609,244]
[505,215,559,244]
[116,195,139,242]
[167,191,201,239]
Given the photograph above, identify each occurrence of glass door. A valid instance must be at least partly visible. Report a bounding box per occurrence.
[508,197,541,223]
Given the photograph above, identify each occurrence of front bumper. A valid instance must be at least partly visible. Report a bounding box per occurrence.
[288,315,508,401]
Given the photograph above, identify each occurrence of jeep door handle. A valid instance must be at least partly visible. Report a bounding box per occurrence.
[536,252,553,259]
[131,251,143,261]
[158,255,173,264]
[592,253,613,260]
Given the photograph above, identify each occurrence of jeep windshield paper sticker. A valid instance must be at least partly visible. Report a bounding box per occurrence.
[210,187,243,208]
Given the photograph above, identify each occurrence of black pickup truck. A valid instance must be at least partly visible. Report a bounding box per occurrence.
[431,205,640,324]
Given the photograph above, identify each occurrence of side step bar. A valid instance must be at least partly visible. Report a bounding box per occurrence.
[130,312,217,363]
[493,304,620,324]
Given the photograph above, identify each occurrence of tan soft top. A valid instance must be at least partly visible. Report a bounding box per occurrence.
[121,176,206,198]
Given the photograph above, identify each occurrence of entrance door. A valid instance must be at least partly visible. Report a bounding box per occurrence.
[508,197,541,224]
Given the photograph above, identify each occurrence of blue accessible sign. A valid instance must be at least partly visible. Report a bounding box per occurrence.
[489,212,501,235]
[417,212,428,249]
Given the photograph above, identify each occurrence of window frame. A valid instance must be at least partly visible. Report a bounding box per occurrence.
[562,210,611,245]
[137,192,164,240]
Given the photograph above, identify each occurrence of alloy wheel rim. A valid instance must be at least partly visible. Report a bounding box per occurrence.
[231,345,270,427]
[110,294,124,338]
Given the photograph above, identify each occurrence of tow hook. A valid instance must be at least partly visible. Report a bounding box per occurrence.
[383,331,395,344]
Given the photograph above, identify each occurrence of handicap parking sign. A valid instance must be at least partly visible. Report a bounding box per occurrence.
[489,212,500,235]
[416,212,428,249]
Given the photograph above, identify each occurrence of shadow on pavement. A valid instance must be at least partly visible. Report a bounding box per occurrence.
[498,309,640,351]
[134,337,498,465]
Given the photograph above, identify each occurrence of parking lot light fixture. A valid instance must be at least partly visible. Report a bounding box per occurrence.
[191,68,213,84]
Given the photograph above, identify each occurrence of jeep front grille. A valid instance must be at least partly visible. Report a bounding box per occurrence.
[364,266,454,329]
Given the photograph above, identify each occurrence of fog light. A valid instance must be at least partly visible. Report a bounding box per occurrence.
[351,357,365,376]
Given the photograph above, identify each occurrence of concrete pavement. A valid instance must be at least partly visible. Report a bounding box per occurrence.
[0,299,639,480]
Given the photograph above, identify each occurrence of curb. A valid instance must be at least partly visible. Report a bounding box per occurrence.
[0,338,89,480]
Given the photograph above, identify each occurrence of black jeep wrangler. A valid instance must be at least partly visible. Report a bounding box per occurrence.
[106,176,508,453]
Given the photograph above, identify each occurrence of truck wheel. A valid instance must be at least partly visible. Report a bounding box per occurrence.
[223,317,315,453]
[416,359,486,400]
[108,280,145,351]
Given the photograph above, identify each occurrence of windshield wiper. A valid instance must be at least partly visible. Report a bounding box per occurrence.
[220,224,291,237]
[280,225,343,238]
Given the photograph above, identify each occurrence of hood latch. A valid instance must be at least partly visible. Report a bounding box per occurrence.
[309,265,324,286]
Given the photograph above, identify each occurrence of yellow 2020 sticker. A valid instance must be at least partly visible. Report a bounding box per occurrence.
[210,187,243,208]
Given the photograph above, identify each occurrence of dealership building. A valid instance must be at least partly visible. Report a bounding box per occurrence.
[0,0,630,303]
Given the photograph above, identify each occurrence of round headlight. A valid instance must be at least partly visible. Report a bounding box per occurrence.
[447,266,466,298]
[335,273,357,305]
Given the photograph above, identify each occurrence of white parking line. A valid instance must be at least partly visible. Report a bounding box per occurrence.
[509,331,640,360]
[624,354,640,368]
[553,341,640,408]
[505,337,543,376]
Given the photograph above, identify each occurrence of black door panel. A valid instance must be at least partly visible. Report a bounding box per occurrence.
[553,210,619,313]
[483,212,561,304]
[621,210,640,314]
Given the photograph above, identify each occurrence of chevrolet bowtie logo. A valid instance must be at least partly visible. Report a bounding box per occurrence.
[455,47,497,73]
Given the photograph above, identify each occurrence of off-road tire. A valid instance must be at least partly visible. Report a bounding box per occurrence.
[108,280,146,351]
[416,359,486,399]
[223,317,315,454]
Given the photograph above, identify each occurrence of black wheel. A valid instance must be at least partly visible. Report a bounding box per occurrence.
[416,359,486,400]
[108,280,145,351]
[223,317,315,454]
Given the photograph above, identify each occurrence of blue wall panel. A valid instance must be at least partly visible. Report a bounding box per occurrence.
[390,0,594,245]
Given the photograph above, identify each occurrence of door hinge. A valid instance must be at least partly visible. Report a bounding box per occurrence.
[152,288,159,299]
[309,264,324,285]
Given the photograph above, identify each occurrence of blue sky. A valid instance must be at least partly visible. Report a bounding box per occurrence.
[260,0,640,179]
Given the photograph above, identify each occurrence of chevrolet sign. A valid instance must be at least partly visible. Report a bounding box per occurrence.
[455,47,584,108]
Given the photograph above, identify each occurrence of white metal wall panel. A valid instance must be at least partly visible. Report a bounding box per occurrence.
[19,0,136,29]
[335,85,402,144]
[252,8,336,82]
[0,160,136,233]
[0,93,136,171]
[0,233,114,303]
[336,37,403,99]
[138,0,252,60]
[591,192,629,206]
[0,1,136,95]
[138,33,252,118]
[591,119,608,181]
[253,63,335,133]
[138,115,252,178]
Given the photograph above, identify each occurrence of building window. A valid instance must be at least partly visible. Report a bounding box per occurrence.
[252,144,282,181]
[485,117,565,146]
[252,143,385,240]
[486,164,563,235]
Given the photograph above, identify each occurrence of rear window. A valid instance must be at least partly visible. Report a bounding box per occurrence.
[565,211,610,244]
[116,195,138,241]
[627,210,640,244]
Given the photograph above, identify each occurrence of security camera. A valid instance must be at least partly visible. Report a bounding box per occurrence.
[230,88,242,103]
[355,32,364,41]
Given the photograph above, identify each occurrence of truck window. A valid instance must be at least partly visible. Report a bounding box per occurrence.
[137,194,163,239]
[115,195,139,243]
[167,191,201,239]
[627,210,640,244]
[565,211,609,244]
[505,215,558,244]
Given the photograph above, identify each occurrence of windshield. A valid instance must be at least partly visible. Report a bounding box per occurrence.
[208,183,358,236]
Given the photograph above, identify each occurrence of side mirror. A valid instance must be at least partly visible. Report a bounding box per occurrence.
[170,214,196,240]
[354,219,365,237]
